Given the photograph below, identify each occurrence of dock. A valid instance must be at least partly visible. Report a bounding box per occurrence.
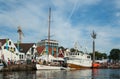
[1,64,36,72]
[1,62,120,72]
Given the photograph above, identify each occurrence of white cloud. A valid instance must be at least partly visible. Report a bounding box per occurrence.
[0,0,120,54]
[114,0,120,9]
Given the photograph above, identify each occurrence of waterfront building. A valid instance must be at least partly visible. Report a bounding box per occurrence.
[36,39,59,57]
[15,43,37,61]
[0,38,19,62]
[37,39,59,47]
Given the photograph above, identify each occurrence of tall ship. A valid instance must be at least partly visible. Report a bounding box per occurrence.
[36,8,66,70]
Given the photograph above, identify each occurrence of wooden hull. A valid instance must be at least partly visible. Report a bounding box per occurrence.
[67,63,91,69]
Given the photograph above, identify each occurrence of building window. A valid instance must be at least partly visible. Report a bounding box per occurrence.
[14,48,16,52]
[19,55,21,59]
[19,55,24,60]
[9,41,11,45]
[21,55,23,59]
[4,46,9,50]
[4,46,6,49]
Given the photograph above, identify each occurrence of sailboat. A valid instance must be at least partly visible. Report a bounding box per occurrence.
[36,8,66,70]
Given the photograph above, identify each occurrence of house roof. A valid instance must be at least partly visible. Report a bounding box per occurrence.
[0,38,9,49]
[36,46,57,55]
[0,38,9,46]
[15,43,35,53]
[36,46,45,54]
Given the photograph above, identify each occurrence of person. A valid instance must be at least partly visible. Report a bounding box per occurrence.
[32,59,34,63]
[7,58,11,65]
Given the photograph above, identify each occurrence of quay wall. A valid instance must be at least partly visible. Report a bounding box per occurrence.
[1,64,36,72]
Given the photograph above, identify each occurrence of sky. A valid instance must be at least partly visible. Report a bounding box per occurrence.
[0,0,120,54]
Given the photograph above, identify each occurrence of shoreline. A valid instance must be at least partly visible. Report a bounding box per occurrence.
[0,64,36,72]
[0,63,120,72]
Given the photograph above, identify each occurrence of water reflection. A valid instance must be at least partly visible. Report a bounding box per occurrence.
[92,69,120,79]
[36,69,92,79]
[0,71,36,79]
[0,69,120,79]
[36,70,67,79]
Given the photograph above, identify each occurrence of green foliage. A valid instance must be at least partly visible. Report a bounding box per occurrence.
[70,48,76,52]
[109,49,120,61]
[89,51,107,60]
[70,48,80,52]
[58,46,65,50]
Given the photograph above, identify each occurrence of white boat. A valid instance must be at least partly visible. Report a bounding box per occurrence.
[36,54,68,70]
[64,51,92,69]
[36,64,66,70]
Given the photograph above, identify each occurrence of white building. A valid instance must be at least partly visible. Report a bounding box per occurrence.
[15,43,37,61]
[0,39,19,62]
[36,39,59,57]
[37,39,59,47]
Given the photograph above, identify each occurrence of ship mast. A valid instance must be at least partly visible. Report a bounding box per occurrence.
[48,8,51,47]
[47,8,51,62]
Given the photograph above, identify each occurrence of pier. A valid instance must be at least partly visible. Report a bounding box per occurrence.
[1,64,36,72]
[0,63,120,72]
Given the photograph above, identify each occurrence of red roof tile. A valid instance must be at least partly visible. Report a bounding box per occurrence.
[36,46,58,56]
[36,46,45,54]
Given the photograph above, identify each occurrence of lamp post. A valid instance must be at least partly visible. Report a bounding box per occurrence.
[91,30,97,65]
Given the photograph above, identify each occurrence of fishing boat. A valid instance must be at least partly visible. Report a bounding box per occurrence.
[64,42,92,69]
[64,51,92,69]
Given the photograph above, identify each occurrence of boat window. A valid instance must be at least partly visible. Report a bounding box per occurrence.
[87,56,90,58]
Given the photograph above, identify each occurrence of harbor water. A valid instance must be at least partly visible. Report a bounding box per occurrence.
[0,69,120,79]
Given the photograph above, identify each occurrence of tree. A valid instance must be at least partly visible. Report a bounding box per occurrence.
[109,49,120,61]
[70,48,76,52]
[58,46,65,50]
[89,51,107,60]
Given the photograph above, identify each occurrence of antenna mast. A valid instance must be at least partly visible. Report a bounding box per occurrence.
[17,26,24,43]
[91,30,97,64]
